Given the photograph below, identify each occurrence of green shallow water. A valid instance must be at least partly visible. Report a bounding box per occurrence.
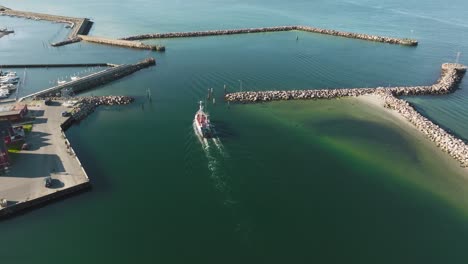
[1,0,468,263]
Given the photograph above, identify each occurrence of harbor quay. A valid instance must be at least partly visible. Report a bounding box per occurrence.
[120,25,418,46]
[0,100,89,218]
[225,63,468,167]
[0,96,134,218]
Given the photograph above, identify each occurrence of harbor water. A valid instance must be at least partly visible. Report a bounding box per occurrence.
[1,0,468,263]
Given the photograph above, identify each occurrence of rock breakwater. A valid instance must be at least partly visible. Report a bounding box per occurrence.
[70,96,134,121]
[42,96,134,122]
[121,25,417,46]
[224,63,467,167]
[377,91,468,167]
[225,63,466,102]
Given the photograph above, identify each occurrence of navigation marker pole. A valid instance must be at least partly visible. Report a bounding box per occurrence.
[456,52,461,64]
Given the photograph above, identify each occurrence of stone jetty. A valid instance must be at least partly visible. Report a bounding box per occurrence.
[121,25,417,46]
[225,63,468,167]
[41,96,134,122]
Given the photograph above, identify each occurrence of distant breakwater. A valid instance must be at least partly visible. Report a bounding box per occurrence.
[225,63,466,102]
[121,25,418,46]
[1,5,416,51]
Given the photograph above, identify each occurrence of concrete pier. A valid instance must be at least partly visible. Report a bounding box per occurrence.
[19,58,156,101]
[78,35,165,51]
[121,25,418,46]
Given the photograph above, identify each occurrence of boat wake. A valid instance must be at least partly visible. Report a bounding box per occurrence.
[193,120,231,196]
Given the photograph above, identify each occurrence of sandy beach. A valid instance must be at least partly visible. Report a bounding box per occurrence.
[356,94,468,175]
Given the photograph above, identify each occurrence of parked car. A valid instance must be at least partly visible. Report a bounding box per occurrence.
[61,111,71,117]
[44,176,52,188]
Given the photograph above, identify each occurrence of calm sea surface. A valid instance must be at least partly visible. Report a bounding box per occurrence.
[1,0,468,263]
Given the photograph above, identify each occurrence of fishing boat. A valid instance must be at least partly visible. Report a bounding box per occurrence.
[0,76,19,84]
[0,84,16,91]
[0,71,16,77]
[194,101,212,138]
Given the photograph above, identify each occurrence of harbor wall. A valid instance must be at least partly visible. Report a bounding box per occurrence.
[0,181,91,219]
[121,25,417,46]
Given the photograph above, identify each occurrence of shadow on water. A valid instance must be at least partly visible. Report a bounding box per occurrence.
[210,119,239,140]
[311,118,420,163]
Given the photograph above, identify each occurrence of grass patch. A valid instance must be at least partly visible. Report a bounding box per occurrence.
[7,141,24,153]
[22,123,33,133]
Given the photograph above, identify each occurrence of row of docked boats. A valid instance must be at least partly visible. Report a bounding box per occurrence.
[0,71,18,99]
[57,75,80,85]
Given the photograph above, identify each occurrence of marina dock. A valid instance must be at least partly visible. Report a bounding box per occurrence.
[121,25,418,46]
[19,58,156,101]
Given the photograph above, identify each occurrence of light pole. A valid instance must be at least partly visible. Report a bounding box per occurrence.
[238,80,243,92]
